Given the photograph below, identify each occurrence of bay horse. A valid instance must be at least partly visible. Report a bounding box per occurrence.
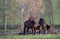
[33,22,45,34]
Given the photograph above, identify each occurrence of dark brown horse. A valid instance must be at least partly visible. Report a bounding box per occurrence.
[23,17,35,35]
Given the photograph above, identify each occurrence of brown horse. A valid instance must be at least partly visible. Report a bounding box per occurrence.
[33,23,41,34]
[23,17,35,35]
[33,22,46,34]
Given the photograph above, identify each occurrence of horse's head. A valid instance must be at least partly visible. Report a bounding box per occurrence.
[29,16,35,21]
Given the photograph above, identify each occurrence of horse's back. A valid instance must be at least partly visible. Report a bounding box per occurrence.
[24,21,30,27]
[24,20,34,28]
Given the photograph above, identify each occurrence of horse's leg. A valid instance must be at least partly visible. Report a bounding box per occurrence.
[32,28,33,34]
[24,26,26,35]
[40,26,43,34]
[34,28,36,35]
[39,27,40,34]
[42,28,45,34]
[43,28,45,34]
[39,30,40,34]
[27,28,29,35]
[32,27,35,34]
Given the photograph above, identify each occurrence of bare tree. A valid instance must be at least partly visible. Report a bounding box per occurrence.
[43,0,54,27]
[18,0,45,32]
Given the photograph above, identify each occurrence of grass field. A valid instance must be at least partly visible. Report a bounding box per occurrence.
[0,34,60,39]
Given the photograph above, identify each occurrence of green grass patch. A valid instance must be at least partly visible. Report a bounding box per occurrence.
[0,34,60,39]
